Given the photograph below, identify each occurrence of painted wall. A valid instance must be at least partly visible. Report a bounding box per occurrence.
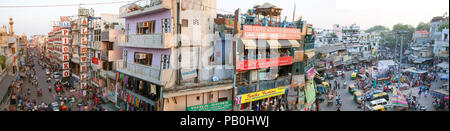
[125,10,171,35]
[123,47,171,67]
[162,89,232,111]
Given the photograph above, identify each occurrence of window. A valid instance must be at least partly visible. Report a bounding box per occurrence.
[134,52,153,66]
[161,18,170,33]
[196,96,200,101]
[137,21,156,34]
[94,29,101,41]
[107,42,113,50]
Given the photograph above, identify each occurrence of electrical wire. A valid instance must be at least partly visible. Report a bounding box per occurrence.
[0,1,131,8]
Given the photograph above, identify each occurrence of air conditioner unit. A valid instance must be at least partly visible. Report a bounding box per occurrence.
[135,54,146,59]
[143,22,149,27]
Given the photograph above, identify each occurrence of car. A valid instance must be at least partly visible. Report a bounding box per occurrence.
[51,102,60,111]
[45,69,51,75]
[335,71,343,76]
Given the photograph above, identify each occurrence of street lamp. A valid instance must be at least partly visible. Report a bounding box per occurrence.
[397,31,409,68]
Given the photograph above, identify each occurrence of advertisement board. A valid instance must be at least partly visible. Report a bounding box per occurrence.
[63,70,70,77]
[243,25,301,40]
[92,57,99,65]
[236,86,286,105]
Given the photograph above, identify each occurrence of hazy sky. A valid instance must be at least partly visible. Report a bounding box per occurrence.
[1,0,448,36]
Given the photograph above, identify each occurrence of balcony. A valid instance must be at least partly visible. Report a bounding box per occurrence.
[101,31,112,42]
[7,36,16,43]
[119,0,170,18]
[118,33,173,48]
[115,59,162,85]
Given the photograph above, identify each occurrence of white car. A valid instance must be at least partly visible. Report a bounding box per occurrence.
[51,102,60,111]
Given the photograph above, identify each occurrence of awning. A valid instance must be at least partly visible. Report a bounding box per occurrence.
[256,40,270,49]
[278,40,299,48]
[240,39,257,49]
[305,51,315,58]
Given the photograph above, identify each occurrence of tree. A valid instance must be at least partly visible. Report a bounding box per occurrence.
[366,25,389,33]
[438,22,449,32]
[416,22,430,31]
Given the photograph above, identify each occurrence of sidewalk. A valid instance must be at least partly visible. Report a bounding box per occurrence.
[0,71,16,107]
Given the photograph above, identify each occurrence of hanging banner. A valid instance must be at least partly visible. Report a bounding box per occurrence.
[62,54,70,61]
[81,17,88,25]
[236,86,286,105]
[62,62,70,70]
[63,70,70,77]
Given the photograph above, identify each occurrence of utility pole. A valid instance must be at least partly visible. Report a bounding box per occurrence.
[397,31,409,68]
[176,0,181,85]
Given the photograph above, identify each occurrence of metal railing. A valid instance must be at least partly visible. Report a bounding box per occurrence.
[118,33,165,48]
[119,0,163,17]
[115,59,161,83]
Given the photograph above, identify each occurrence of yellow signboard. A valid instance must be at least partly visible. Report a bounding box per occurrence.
[237,87,286,104]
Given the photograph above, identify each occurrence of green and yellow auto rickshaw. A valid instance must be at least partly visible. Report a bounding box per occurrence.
[348,84,356,94]
[351,72,357,80]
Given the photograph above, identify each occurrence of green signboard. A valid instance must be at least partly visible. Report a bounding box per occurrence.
[187,100,232,111]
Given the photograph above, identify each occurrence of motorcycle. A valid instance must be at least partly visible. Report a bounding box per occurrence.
[48,85,52,92]
[47,77,51,83]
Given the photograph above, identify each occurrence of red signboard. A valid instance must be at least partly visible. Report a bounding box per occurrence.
[63,70,70,77]
[92,57,99,65]
[243,25,301,40]
[237,56,293,71]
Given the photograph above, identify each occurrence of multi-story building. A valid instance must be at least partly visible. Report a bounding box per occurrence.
[314,28,336,48]
[230,3,315,111]
[0,17,20,75]
[342,24,360,44]
[430,16,448,42]
[333,24,343,42]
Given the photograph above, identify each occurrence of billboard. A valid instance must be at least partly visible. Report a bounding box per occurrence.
[237,56,293,71]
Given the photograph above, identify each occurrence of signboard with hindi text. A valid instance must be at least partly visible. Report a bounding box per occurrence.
[243,25,302,40]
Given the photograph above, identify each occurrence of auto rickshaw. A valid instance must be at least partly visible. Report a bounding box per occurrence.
[351,72,357,80]
[322,82,330,88]
[354,91,362,104]
[348,84,356,94]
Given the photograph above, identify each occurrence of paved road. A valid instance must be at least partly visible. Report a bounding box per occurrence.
[318,70,361,111]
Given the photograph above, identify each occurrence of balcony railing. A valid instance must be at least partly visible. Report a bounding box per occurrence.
[101,50,115,61]
[119,0,169,18]
[118,33,172,48]
[115,59,161,84]
[92,41,101,50]
[101,31,111,42]
[305,42,314,50]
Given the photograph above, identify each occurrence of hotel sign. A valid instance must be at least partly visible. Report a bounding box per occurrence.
[243,25,301,40]
[236,86,286,105]
[63,70,70,78]
[187,100,232,111]
[237,56,293,71]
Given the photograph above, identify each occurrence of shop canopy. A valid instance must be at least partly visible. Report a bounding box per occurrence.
[402,68,427,74]
[240,39,257,49]
[266,40,300,49]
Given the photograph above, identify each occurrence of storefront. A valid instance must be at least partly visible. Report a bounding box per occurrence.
[304,80,316,111]
[235,86,288,111]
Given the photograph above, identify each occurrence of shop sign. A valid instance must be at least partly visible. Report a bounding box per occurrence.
[187,100,232,111]
[80,65,87,72]
[80,47,88,54]
[243,25,301,40]
[78,9,91,16]
[81,37,87,45]
[62,62,70,70]
[181,69,197,80]
[63,70,70,77]
[61,29,69,36]
[305,81,316,104]
[80,56,87,63]
[81,82,87,90]
[91,57,99,65]
[291,75,305,87]
[62,46,69,53]
[62,54,70,61]
[235,86,286,105]
[81,27,88,35]
[62,37,69,45]
[237,56,293,71]
[293,51,304,62]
